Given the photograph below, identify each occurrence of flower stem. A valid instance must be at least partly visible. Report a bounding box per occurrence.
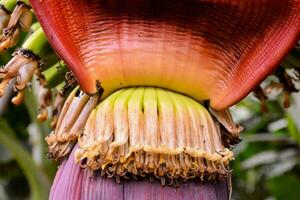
[22,26,49,56]
[43,61,68,87]
[22,26,59,68]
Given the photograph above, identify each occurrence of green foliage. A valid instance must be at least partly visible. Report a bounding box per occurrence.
[0,119,50,200]
[267,174,300,200]
[231,95,300,200]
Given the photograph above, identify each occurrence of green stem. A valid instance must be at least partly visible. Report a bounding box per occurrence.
[22,27,59,68]
[43,61,68,87]
[19,0,30,5]
[0,119,50,200]
[0,0,16,12]
[42,53,60,70]
[22,27,49,55]
[55,81,66,91]
[29,22,41,33]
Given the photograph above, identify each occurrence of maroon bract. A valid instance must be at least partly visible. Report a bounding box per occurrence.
[31,0,300,110]
[50,145,229,200]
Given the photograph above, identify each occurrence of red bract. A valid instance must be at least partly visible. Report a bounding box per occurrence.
[30,0,300,110]
[26,1,300,199]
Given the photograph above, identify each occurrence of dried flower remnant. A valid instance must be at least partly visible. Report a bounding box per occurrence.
[265,67,299,108]
[0,25,57,112]
[0,1,33,51]
[254,86,269,113]
[35,70,52,122]
[254,65,300,111]
[46,88,100,161]
[61,71,77,95]
[0,48,40,105]
[0,5,10,33]
[209,108,243,147]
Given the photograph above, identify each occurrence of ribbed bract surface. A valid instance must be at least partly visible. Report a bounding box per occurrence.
[30,0,300,109]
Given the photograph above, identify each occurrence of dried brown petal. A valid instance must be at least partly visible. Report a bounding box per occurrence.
[209,108,243,145]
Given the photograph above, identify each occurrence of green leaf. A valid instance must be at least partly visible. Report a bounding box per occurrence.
[267,174,300,200]
[286,114,300,145]
[0,119,50,200]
